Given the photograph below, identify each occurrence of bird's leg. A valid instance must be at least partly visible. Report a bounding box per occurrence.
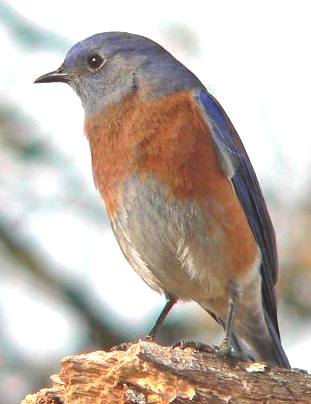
[110,298,176,352]
[215,282,242,357]
[148,298,177,339]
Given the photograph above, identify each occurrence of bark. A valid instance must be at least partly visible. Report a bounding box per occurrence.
[22,341,310,403]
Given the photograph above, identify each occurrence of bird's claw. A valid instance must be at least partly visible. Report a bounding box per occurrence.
[173,339,213,353]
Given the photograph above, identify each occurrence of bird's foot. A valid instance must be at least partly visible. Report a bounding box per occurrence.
[173,339,214,353]
[173,339,249,363]
[109,335,153,352]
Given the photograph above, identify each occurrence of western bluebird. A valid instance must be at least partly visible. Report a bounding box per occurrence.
[35,32,290,368]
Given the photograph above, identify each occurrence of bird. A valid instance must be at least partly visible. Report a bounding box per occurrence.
[34,31,290,368]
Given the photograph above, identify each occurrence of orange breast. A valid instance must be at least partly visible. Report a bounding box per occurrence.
[85,90,258,278]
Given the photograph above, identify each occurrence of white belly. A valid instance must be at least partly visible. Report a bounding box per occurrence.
[110,176,258,304]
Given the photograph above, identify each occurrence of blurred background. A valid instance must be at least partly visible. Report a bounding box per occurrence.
[1,0,311,402]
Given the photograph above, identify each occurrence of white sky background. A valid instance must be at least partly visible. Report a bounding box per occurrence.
[2,0,311,375]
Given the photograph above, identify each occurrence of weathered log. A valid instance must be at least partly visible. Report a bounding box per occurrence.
[22,341,311,403]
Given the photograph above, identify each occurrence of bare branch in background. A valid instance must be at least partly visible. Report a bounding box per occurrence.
[0,219,125,347]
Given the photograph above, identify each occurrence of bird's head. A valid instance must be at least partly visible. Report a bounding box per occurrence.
[34,32,201,115]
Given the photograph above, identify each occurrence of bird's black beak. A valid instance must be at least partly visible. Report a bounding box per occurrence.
[34,66,70,84]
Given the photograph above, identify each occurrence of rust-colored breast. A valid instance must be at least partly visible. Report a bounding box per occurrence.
[85,91,224,211]
[85,91,258,278]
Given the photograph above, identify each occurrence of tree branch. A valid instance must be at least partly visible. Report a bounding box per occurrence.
[0,220,124,347]
[22,341,311,403]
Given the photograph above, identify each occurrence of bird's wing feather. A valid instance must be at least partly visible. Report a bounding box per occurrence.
[194,89,279,336]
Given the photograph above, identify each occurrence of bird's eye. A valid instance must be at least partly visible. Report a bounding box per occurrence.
[86,54,106,71]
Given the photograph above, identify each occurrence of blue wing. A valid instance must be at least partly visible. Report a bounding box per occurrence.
[195,89,280,336]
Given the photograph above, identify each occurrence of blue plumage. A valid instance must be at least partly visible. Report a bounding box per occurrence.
[196,89,290,367]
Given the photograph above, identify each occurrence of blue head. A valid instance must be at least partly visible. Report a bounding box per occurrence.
[35,32,202,115]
